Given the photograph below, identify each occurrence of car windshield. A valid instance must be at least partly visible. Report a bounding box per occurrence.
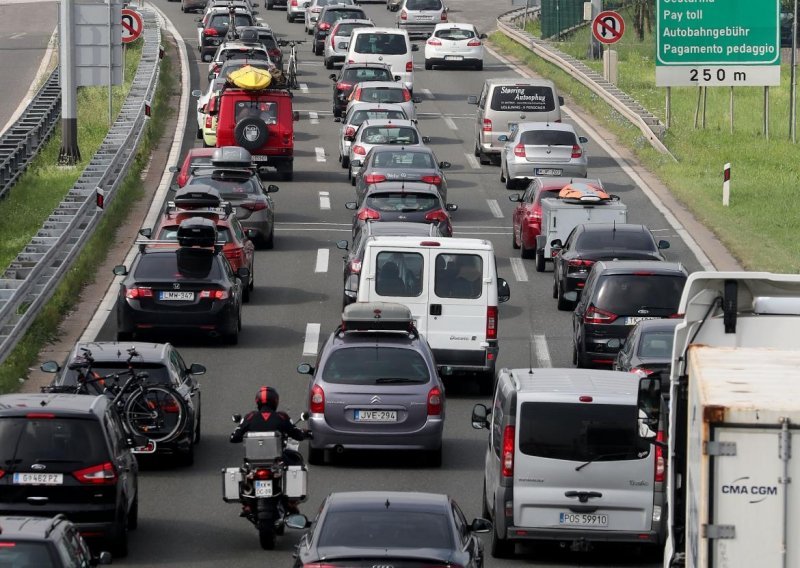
[594,274,686,315]
[361,126,418,145]
[0,542,57,567]
[188,157,213,171]
[159,225,233,243]
[518,402,648,461]
[575,230,656,251]
[434,27,475,40]
[490,85,556,112]
[406,0,442,9]
[342,67,394,82]
[210,14,253,28]
[520,130,576,146]
[317,510,453,548]
[359,87,407,104]
[638,331,675,359]
[0,417,109,467]
[372,151,435,169]
[187,176,261,199]
[350,109,406,126]
[61,363,173,393]
[322,347,429,384]
[134,251,222,280]
[353,33,408,55]
[366,192,439,212]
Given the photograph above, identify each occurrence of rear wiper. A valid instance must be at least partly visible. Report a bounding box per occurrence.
[375,377,419,384]
[638,306,673,311]
[575,452,637,471]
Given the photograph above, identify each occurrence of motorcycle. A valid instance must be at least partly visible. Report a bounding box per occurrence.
[222,412,311,550]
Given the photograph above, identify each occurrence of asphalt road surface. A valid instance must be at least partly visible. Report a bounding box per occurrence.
[91,0,701,565]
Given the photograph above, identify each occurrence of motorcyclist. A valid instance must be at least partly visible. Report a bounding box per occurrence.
[231,387,309,461]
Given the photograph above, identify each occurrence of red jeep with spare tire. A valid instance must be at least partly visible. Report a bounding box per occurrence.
[214,85,297,181]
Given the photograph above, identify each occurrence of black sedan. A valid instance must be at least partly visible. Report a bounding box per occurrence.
[291,491,491,568]
[551,223,670,311]
[353,146,451,202]
[613,318,681,389]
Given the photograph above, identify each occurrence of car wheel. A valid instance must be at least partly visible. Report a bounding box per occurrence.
[511,227,520,250]
[225,320,240,345]
[243,284,251,303]
[575,339,587,368]
[178,441,195,466]
[263,228,275,249]
[266,0,273,8]
[552,274,559,299]
[556,282,574,311]
[478,147,490,165]
[482,481,490,519]
[504,170,515,190]
[424,446,442,467]
[196,127,203,140]
[499,164,506,183]
[111,508,129,558]
[259,524,276,550]
[475,61,483,71]
[341,155,349,168]
[520,240,534,260]
[194,411,202,444]
[490,523,514,559]
[350,176,356,187]
[424,59,432,70]
[535,248,546,272]
[473,141,480,157]
[286,12,292,21]
[308,447,325,465]
[325,57,333,69]
[127,494,139,531]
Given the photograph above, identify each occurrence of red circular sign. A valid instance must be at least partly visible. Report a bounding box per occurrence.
[121,9,144,44]
[592,11,625,45]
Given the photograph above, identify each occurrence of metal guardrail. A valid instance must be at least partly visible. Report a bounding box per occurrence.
[0,10,161,364]
[497,7,675,159]
[0,68,61,200]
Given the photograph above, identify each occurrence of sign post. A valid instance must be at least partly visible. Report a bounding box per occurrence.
[593,11,624,86]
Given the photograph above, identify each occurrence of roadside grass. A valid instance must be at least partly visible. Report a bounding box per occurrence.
[0,48,176,394]
[493,14,800,272]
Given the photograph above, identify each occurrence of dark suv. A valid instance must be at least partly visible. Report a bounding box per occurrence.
[330,62,396,117]
[0,394,140,557]
[572,260,688,368]
[0,515,111,566]
[312,5,367,56]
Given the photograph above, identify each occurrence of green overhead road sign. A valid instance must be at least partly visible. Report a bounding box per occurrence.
[656,0,780,87]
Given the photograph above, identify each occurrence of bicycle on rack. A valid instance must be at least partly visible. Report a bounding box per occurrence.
[278,39,306,90]
[42,347,188,444]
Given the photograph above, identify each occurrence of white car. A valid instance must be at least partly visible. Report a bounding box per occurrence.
[323,18,374,69]
[347,118,429,179]
[287,0,310,22]
[345,81,421,123]
[424,23,485,70]
[208,41,271,80]
[337,102,408,167]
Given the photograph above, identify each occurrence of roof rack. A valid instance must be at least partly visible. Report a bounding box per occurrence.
[338,302,418,337]
[136,218,225,253]
[167,185,234,217]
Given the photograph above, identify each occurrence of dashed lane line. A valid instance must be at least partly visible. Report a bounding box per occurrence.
[314,248,329,273]
[443,117,458,130]
[487,199,504,218]
[309,111,319,125]
[315,147,326,162]
[319,191,331,210]
[421,88,433,99]
[465,153,481,169]
[509,257,528,282]
[534,334,552,368]
[303,323,321,355]
[299,83,309,93]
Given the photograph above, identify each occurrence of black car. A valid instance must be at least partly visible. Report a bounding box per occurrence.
[551,223,670,310]
[292,491,491,568]
[330,62,396,117]
[41,341,207,466]
[113,218,248,344]
[345,181,457,238]
[572,260,687,368]
[613,318,681,387]
[198,8,255,62]
[0,394,141,557]
[312,5,367,55]
[353,146,450,198]
[235,26,284,68]
[0,515,111,566]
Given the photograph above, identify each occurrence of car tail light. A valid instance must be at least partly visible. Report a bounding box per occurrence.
[402,89,411,102]
[631,367,655,376]
[205,114,213,129]
[200,289,229,300]
[352,145,366,155]
[406,60,413,72]
[467,39,481,46]
[344,126,356,137]
[0,542,13,547]
[73,462,117,485]
[531,206,542,221]
[160,399,181,413]
[356,207,381,221]
[348,59,354,63]
[486,306,498,340]
[319,22,331,31]
[255,468,272,480]
[420,174,441,185]
[125,287,153,300]
[268,49,281,59]
[331,33,336,47]
[424,208,448,224]
[513,144,525,157]
[584,306,618,324]
[482,118,492,132]
[427,38,442,46]
[291,0,297,5]
[226,248,244,266]
[203,28,218,36]
[427,386,442,416]
[440,10,447,20]
[655,431,665,482]
[310,385,325,414]
[0,469,4,480]
[400,9,407,19]
[568,259,595,268]
[349,259,362,274]
[337,82,353,91]
[571,144,583,158]
[501,425,514,477]
[363,174,386,184]
[669,313,684,319]
[352,86,362,100]
[240,201,267,211]
[26,413,55,418]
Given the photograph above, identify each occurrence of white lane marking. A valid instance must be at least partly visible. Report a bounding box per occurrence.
[465,153,481,169]
[309,111,319,125]
[487,199,504,218]
[443,117,458,130]
[10,32,26,39]
[510,257,528,282]
[319,191,331,210]
[533,334,552,368]
[299,83,309,93]
[315,147,326,162]
[303,323,321,355]
[421,88,433,99]
[314,248,329,273]
[278,222,351,226]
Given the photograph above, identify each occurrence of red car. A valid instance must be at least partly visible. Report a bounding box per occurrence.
[170,147,217,188]
[509,177,604,258]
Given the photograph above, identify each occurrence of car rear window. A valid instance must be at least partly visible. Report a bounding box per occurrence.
[350,109,406,126]
[576,230,656,251]
[134,252,222,280]
[336,23,371,37]
[159,226,233,244]
[434,27,475,40]
[434,254,483,299]
[220,50,270,64]
[317,510,453,549]
[210,14,253,28]
[593,274,686,315]
[0,542,56,567]
[520,130,576,146]
[375,251,424,297]
[361,126,418,144]
[342,67,394,82]
[233,100,278,124]
[353,33,408,55]
[322,347,429,384]
[322,8,365,23]
[638,331,675,359]
[366,192,438,212]
[518,402,647,461]
[0,417,109,467]
[61,364,173,394]
[359,87,408,104]
[406,0,442,9]
[490,85,556,112]
[188,176,261,198]
[372,151,434,169]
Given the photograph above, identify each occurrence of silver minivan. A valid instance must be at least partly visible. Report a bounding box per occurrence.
[471,368,665,558]
[467,78,564,165]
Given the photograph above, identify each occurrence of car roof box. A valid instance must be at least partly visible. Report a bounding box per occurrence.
[212,146,253,169]
[177,217,218,248]
[342,302,415,332]
[174,185,222,208]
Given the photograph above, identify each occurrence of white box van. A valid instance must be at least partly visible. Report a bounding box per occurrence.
[346,27,418,92]
[351,236,510,392]
[472,368,666,558]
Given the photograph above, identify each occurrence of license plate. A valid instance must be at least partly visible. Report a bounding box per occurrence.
[160,291,194,301]
[416,15,433,20]
[355,410,397,422]
[252,155,269,162]
[535,168,563,176]
[559,512,608,527]
[625,316,661,325]
[255,480,272,497]
[13,473,64,485]
[444,55,463,61]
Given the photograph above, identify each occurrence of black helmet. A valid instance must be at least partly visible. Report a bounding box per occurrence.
[255,386,279,409]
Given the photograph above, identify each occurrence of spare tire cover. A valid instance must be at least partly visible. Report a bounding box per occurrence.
[234,117,269,150]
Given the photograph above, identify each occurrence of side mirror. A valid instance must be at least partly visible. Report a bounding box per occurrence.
[329,73,338,81]
[237,267,251,281]
[471,403,489,429]
[300,411,310,421]
[411,44,419,51]
[344,273,359,299]
[607,338,621,351]
[334,117,342,123]
[232,413,242,423]
[445,203,458,212]
[138,228,152,239]
[343,135,354,142]
[285,514,312,529]
[637,376,662,440]
[336,239,349,251]
[467,95,478,105]
[40,361,60,373]
[113,265,128,276]
[95,551,113,565]
[168,165,179,173]
[558,95,565,106]
[394,75,402,81]
[508,193,522,203]
[480,33,488,39]
[438,161,451,169]
[470,518,492,533]
[293,111,301,121]
[497,135,509,142]
[245,229,258,239]
[189,363,207,375]
[344,201,358,210]
[421,136,431,144]
[497,277,510,303]
[170,183,180,191]
[297,363,314,375]
[578,136,589,144]
[412,97,422,104]
[658,239,671,250]
[350,159,363,167]
[550,238,562,249]
[267,184,279,193]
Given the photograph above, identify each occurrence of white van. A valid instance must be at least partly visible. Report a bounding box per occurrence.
[471,368,665,558]
[346,27,418,92]
[351,236,510,392]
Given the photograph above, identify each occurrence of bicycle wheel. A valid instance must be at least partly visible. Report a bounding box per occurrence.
[289,59,299,90]
[123,386,188,443]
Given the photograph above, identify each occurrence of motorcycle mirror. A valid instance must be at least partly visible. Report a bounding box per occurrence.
[232,413,242,423]
[285,514,311,529]
[300,411,310,422]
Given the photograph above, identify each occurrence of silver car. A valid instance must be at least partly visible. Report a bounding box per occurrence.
[337,102,408,168]
[499,122,589,189]
[297,302,446,466]
[323,18,374,69]
[287,0,310,22]
[345,80,421,123]
[348,118,428,179]
[395,0,448,39]
[304,0,355,34]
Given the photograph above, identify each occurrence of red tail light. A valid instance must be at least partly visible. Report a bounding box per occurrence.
[125,287,153,300]
[467,39,482,46]
[363,174,386,184]
[400,9,407,19]
[420,174,442,185]
[26,413,55,418]
[310,385,325,414]
[482,118,492,132]
[352,86,362,100]
[501,425,514,477]
[440,10,447,20]
[356,207,381,221]
[73,462,117,485]
[631,367,655,376]
[0,469,4,480]
[331,33,336,47]
[255,468,272,480]
[291,0,297,5]
[655,431,665,482]
[402,89,411,102]
[205,114,213,129]
[349,259,362,274]
[571,144,583,158]
[226,248,244,266]
[240,201,267,211]
[486,306,498,340]
[513,144,525,157]
[568,259,595,268]
[0,542,12,547]
[203,28,218,36]
[427,38,442,46]
[406,60,413,72]
[424,208,448,224]
[352,145,366,155]
[427,386,442,416]
[268,49,281,59]
[337,82,353,91]
[531,207,542,221]
[584,306,618,324]
[200,289,229,300]
[319,22,331,31]
[344,126,356,137]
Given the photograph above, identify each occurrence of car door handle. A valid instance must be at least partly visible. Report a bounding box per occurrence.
[430,304,442,316]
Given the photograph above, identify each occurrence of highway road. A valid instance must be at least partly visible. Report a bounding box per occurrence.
[90,0,703,565]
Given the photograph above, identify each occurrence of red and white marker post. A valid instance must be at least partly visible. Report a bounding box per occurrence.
[723,163,731,206]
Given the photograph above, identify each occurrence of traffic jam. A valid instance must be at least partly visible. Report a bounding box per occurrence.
[1,0,714,566]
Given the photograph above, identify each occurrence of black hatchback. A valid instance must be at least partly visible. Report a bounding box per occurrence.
[330,62,396,117]
[572,260,687,368]
[313,5,367,55]
[0,515,111,566]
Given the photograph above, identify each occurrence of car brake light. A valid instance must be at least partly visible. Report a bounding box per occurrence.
[337,82,353,91]
[349,259,362,274]
[571,144,583,158]
[363,174,386,184]
[310,385,325,414]
[406,60,413,72]
[344,126,356,137]
[226,248,244,266]
[420,174,441,185]
[513,144,525,157]
[400,9,407,19]
[331,33,336,47]
[568,259,595,268]
[531,207,542,220]
[269,49,281,58]
[291,0,297,5]
[240,201,267,212]
[501,425,514,477]
[203,28,218,36]
[0,469,4,480]
[427,38,442,46]
[26,413,55,419]
[482,118,492,132]
[125,287,153,300]
[467,39,481,46]
[419,240,441,246]
[424,208,448,224]
[0,542,14,547]
[352,145,366,155]
[255,468,272,480]
[427,386,442,416]
[486,306,498,340]
[319,22,331,31]
[440,10,447,20]
[631,367,655,376]
[200,289,229,300]
[402,89,411,102]
[73,462,117,485]
[655,431,665,482]
[584,306,618,324]
[356,207,381,221]
[205,114,213,129]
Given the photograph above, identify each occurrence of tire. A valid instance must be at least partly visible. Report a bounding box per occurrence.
[535,248,546,272]
[325,57,333,69]
[225,314,240,345]
[266,0,273,8]
[194,411,202,445]
[234,118,269,151]
[243,285,251,303]
[520,240,534,260]
[552,275,559,298]
[424,446,442,467]
[196,127,202,140]
[111,508,129,558]
[116,331,133,342]
[473,141,480,157]
[127,494,139,531]
[491,524,514,559]
[499,166,506,183]
[259,525,276,550]
[475,61,483,70]
[481,481,490,519]
[124,386,188,443]
[308,446,325,465]
[178,441,195,467]
[263,228,275,249]
[351,176,356,187]
[341,155,349,169]
[478,147,490,165]
[511,228,520,250]
[286,12,293,21]
[314,43,323,56]
[424,60,432,70]
[504,167,515,190]
[556,282,574,311]
[575,340,586,368]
